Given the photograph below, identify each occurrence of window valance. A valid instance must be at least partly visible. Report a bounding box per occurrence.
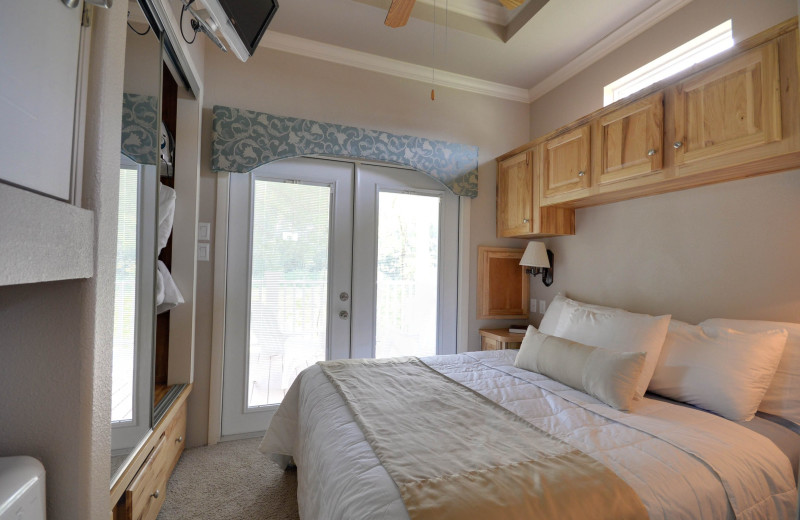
[121,93,158,165]
[210,106,479,198]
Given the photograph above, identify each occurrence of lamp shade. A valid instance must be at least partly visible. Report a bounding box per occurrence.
[520,241,550,268]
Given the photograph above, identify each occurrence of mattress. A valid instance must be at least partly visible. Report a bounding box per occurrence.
[260,350,798,519]
[647,393,800,482]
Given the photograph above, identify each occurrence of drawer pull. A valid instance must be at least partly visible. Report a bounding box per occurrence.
[176,436,183,443]
[151,489,160,499]
[673,141,683,149]
[522,218,529,223]
[647,149,656,156]
[577,171,585,177]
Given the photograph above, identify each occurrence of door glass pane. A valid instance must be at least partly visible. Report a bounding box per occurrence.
[375,191,440,358]
[112,167,139,423]
[248,180,330,407]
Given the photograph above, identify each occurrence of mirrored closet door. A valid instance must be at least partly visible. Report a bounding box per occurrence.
[110,1,163,483]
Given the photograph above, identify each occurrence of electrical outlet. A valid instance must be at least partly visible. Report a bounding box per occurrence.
[530,299,536,313]
[539,300,547,313]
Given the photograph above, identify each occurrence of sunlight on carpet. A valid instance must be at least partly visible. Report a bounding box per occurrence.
[157,437,299,520]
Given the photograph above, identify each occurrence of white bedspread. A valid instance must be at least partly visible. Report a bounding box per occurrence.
[260,350,798,519]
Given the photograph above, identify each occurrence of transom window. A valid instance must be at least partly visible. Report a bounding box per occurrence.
[604,20,733,106]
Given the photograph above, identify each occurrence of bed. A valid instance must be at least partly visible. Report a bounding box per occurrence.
[260,296,800,519]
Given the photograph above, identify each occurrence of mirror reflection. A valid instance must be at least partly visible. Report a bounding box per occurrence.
[110,0,162,484]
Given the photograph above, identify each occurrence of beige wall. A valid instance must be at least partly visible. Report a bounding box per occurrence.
[527,0,800,325]
[0,3,128,519]
[186,47,530,446]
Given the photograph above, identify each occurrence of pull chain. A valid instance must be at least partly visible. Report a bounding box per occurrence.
[431,0,436,100]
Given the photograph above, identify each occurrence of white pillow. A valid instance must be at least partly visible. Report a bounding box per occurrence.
[542,295,670,398]
[702,318,800,425]
[515,327,645,411]
[538,294,567,335]
[649,321,788,421]
[156,260,184,314]
[158,183,176,253]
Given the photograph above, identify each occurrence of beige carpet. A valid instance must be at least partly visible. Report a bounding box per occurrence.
[157,437,299,520]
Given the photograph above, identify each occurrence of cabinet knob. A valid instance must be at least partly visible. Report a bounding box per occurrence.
[339,310,349,320]
[523,218,530,223]
[673,141,683,149]
[647,149,656,156]
[151,490,160,499]
[577,171,585,177]
[175,436,183,443]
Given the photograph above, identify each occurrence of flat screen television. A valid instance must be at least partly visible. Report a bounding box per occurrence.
[204,0,279,62]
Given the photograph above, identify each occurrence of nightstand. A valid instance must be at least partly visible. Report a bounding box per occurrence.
[479,328,526,351]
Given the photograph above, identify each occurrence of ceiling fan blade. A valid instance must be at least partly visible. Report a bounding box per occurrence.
[497,0,524,9]
[385,0,416,28]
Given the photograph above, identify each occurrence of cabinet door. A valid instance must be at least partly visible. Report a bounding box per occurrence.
[542,124,591,200]
[476,247,529,320]
[673,42,782,166]
[597,93,664,185]
[496,151,533,237]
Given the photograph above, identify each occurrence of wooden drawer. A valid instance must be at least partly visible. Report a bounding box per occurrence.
[125,434,169,520]
[479,328,525,351]
[163,400,187,475]
[120,402,186,520]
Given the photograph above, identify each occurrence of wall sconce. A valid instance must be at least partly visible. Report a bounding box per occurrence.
[520,241,553,287]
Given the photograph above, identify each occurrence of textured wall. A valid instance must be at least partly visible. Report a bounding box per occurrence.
[526,0,800,326]
[0,3,127,519]
[185,45,531,446]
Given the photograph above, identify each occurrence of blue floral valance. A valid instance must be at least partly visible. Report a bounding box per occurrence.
[211,106,479,198]
[121,93,158,165]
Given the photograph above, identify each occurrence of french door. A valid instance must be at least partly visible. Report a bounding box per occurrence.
[221,157,459,436]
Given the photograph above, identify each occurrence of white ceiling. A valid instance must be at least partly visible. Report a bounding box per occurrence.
[256,0,693,100]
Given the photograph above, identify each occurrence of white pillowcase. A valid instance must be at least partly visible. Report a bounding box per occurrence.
[648,320,788,422]
[515,327,645,411]
[538,295,670,398]
[702,318,800,425]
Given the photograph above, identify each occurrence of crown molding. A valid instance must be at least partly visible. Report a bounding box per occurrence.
[527,0,694,102]
[260,32,531,103]
[259,0,693,105]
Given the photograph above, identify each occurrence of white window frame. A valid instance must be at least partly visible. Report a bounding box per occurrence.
[604,20,734,106]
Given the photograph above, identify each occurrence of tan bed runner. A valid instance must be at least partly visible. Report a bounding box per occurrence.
[320,357,648,520]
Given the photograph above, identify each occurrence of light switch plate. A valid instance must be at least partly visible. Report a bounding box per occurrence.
[197,242,210,262]
[539,300,547,313]
[198,222,211,241]
[530,299,536,313]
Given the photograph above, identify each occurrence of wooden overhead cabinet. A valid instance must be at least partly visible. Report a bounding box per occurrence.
[496,150,574,238]
[495,16,800,224]
[496,151,534,237]
[596,93,664,186]
[541,124,592,204]
[672,41,783,173]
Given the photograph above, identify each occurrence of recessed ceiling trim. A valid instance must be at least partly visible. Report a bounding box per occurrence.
[527,0,694,102]
[415,0,512,26]
[260,31,531,103]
